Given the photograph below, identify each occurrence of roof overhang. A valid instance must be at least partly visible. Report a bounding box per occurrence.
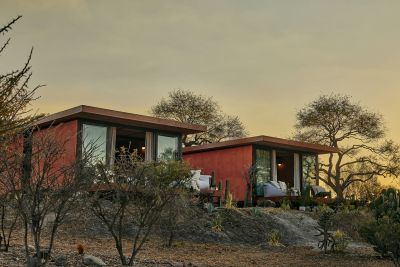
[183,135,338,155]
[34,105,206,134]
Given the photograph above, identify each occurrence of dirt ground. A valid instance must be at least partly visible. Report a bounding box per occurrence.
[0,207,393,266]
[0,236,393,267]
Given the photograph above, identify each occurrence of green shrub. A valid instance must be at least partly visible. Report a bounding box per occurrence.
[257,199,275,208]
[266,229,282,247]
[280,198,291,210]
[206,202,216,213]
[358,188,400,266]
[249,207,261,217]
[225,192,234,209]
[332,230,349,252]
[359,216,400,265]
[211,214,223,232]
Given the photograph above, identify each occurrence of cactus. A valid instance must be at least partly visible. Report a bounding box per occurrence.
[370,188,400,221]
[218,181,223,207]
[244,184,249,207]
[210,171,216,188]
[224,179,230,204]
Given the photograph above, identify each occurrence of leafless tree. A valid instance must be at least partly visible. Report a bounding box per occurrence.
[158,190,198,247]
[0,126,96,266]
[151,89,247,146]
[89,148,191,266]
[0,16,43,138]
[294,94,400,202]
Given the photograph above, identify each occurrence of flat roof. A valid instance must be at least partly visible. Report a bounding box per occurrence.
[34,105,206,134]
[183,135,338,154]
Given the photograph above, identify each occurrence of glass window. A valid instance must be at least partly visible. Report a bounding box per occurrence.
[254,148,271,196]
[302,154,317,188]
[82,124,108,164]
[157,134,179,161]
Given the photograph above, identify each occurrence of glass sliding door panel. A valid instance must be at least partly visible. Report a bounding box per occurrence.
[82,123,108,164]
[157,134,179,161]
[255,148,272,196]
[302,154,317,188]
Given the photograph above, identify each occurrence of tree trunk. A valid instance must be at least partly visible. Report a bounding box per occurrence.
[335,185,344,203]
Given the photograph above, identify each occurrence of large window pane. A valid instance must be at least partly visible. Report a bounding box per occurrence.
[82,124,107,164]
[157,134,179,160]
[302,154,317,188]
[255,148,271,196]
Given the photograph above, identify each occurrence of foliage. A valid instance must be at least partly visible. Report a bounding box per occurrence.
[370,187,400,220]
[211,214,223,232]
[0,16,42,138]
[225,193,234,209]
[89,149,191,266]
[280,198,291,210]
[257,199,276,208]
[206,202,216,213]
[332,230,349,252]
[359,188,400,266]
[316,210,335,253]
[266,229,282,247]
[151,89,247,146]
[359,216,400,266]
[249,207,262,217]
[294,94,400,202]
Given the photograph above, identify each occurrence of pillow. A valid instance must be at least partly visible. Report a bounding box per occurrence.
[269,181,281,189]
[278,181,287,192]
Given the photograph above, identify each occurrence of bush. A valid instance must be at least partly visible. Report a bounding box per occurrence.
[359,216,400,265]
[332,230,349,252]
[280,198,291,210]
[211,214,223,232]
[257,199,276,208]
[266,229,282,247]
[358,188,400,266]
[249,207,261,217]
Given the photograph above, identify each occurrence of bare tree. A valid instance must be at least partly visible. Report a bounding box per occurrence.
[0,126,95,266]
[158,190,198,247]
[89,149,191,266]
[294,94,400,202]
[0,16,42,138]
[151,89,247,146]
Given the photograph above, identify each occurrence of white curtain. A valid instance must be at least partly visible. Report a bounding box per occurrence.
[294,153,300,191]
[145,132,154,161]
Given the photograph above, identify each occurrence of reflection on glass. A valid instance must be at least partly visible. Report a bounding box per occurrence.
[157,135,179,160]
[82,124,107,164]
[302,154,317,188]
[255,148,271,196]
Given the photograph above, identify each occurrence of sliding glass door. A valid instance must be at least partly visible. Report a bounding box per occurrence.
[254,148,272,196]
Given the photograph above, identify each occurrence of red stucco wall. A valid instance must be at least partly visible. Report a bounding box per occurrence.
[32,120,78,175]
[183,145,253,202]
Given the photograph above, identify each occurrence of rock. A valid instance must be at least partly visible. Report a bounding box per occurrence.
[83,254,106,266]
[55,255,68,266]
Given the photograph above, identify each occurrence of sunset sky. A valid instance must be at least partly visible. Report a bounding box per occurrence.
[1,0,399,144]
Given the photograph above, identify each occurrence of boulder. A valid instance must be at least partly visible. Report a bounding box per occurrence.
[83,254,106,266]
[55,255,68,266]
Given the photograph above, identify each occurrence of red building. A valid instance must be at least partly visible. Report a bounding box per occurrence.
[183,136,337,202]
[33,105,206,165]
